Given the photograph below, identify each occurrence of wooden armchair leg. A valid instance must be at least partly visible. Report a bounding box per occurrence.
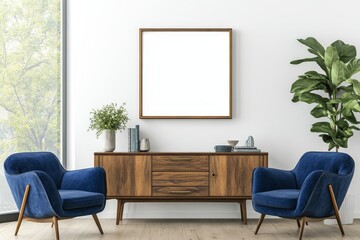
[298,217,306,240]
[92,214,104,234]
[15,185,30,236]
[328,185,345,235]
[53,216,59,240]
[296,219,300,228]
[254,214,265,234]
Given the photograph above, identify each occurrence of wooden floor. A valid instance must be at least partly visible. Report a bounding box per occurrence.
[1,218,360,240]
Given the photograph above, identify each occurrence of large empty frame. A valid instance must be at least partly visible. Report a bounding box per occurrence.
[139,28,232,119]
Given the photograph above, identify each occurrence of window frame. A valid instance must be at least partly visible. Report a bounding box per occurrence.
[62,0,67,168]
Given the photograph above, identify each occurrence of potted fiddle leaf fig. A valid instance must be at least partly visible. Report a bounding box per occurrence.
[291,37,360,152]
[89,103,129,152]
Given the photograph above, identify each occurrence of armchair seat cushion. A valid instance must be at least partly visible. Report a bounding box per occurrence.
[253,189,299,210]
[59,190,105,210]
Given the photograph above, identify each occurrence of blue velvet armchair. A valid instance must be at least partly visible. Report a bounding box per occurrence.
[252,151,354,239]
[4,152,107,240]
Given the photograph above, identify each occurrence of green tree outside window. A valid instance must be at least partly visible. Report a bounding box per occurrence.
[0,0,63,213]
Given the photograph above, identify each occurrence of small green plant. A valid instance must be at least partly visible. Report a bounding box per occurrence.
[89,103,130,138]
[291,37,360,151]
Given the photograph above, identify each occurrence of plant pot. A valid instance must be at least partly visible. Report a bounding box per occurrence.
[324,194,354,225]
[103,129,116,152]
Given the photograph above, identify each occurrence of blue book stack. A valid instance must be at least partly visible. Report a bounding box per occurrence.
[234,146,261,152]
[135,125,140,152]
[128,125,140,152]
[127,128,131,152]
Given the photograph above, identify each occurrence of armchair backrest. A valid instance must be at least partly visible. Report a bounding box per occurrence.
[4,152,65,188]
[292,151,355,188]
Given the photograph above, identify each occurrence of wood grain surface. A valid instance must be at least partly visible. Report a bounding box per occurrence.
[152,155,209,172]
[152,187,209,197]
[209,155,264,197]
[95,155,151,197]
[152,172,209,187]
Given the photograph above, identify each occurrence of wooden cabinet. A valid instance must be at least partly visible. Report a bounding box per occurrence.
[94,152,268,225]
[96,155,151,197]
[210,155,266,197]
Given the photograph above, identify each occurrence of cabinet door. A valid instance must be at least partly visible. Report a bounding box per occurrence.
[96,155,151,197]
[209,155,264,197]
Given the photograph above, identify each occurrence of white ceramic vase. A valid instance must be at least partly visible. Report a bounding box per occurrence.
[140,138,150,152]
[103,129,116,152]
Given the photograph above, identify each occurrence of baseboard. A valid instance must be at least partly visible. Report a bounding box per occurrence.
[97,203,360,220]
[0,212,18,223]
[97,202,271,219]
[99,210,256,219]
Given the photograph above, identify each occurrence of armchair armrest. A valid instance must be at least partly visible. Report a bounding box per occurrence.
[252,167,297,194]
[60,167,106,195]
[5,170,62,218]
[295,170,353,218]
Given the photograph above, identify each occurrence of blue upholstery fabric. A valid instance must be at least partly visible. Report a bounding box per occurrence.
[253,189,299,210]
[252,151,354,219]
[61,168,106,195]
[59,190,105,210]
[4,152,65,188]
[4,152,107,219]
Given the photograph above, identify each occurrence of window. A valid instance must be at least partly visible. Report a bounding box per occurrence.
[0,0,65,215]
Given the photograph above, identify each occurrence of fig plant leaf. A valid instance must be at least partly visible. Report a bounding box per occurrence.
[291,38,360,151]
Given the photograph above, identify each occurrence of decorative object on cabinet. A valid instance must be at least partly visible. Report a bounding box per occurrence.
[227,140,239,148]
[245,136,254,148]
[4,152,107,240]
[234,147,261,153]
[94,152,268,225]
[252,151,354,240]
[214,145,233,152]
[89,103,129,152]
[290,37,360,151]
[103,129,116,152]
[128,125,140,152]
[140,138,150,152]
[234,136,260,152]
[139,28,232,119]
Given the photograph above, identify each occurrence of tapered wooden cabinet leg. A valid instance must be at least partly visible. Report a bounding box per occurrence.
[254,214,265,234]
[241,200,247,225]
[53,216,59,240]
[296,219,300,228]
[329,185,345,235]
[239,202,244,223]
[116,199,124,225]
[15,185,30,236]
[120,201,125,221]
[116,199,121,225]
[299,217,306,240]
[92,214,104,234]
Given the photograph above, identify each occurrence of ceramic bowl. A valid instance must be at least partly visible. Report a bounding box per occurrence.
[227,140,239,147]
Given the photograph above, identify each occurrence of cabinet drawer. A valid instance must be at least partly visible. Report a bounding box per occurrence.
[152,187,209,196]
[152,172,209,187]
[152,155,209,172]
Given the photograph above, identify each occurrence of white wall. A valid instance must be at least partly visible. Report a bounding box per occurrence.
[68,0,360,219]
